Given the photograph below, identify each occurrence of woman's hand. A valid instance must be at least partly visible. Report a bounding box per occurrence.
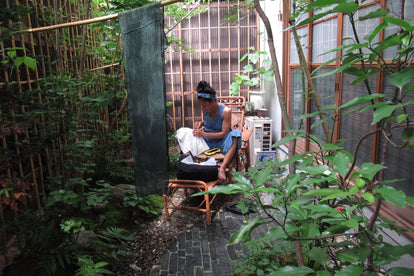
[194,121,203,129]
[193,127,204,137]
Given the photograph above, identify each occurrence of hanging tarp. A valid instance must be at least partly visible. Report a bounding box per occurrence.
[119,3,168,196]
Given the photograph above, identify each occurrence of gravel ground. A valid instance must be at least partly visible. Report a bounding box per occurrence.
[116,190,234,275]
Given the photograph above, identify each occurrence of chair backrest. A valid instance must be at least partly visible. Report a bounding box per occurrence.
[217,96,246,132]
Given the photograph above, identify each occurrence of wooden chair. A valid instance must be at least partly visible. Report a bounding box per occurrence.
[163,96,253,224]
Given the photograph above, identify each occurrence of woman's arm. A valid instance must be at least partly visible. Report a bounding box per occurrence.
[194,106,232,139]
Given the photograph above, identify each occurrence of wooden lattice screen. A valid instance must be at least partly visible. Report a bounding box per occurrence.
[164,0,259,132]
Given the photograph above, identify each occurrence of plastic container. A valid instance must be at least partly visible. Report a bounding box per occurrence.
[257,150,276,162]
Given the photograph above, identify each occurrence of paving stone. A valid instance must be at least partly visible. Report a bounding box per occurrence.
[185,240,192,252]
[178,249,185,257]
[218,258,233,276]
[208,241,218,260]
[151,198,272,276]
[177,257,186,274]
[211,259,220,275]
[195,266,204,276]
[177,233,185,250]
[168,252,177,274]
[160,253,169,270]
[227,244,238,260]
[192,226,200,240]
[186,230,192,241]
[185,254,195,275]
[202,253,211,271]
[193,246,202,266]
[200,238,209,254]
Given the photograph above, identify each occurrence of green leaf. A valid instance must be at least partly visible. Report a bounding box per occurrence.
[333,151,351,178]
[316,271,331,276]
[303,204,336,213]
[272,133,304,148]
[339,94,387,110]
[389,68,414,90]
[350,68,381,85]
[279,153,308,167]
[15,57,24,67]
[360,8,389,21]
[335,264,364,276]
[384,16,412,30]
[263,226,288,240]
[321,191,352,201]
[303,188,342,197]
[397,114,408,123]
[285,174,301,195]
[331,2,359,14]
[366,21,388,43]
[313,62,352,79]
[362,192,375,203]
[388,267,414,276]
[254,166,272,187]
[301,223,320,238]
[194,181,251,195]
[406,196,414,206]
[320,143,343,151]
[285,223,301,235]
[269,265,314,276]
[308,0,345,8]
[357,162,387,180]
[341,218,359,229]
[23,56,37,70]
[228,218,264,244]
[402,127,414,142]
[356,247,371,262]
[304,165,331,176]
[309,247,328,267]
[375,186,406,208]
[372,103,403,125]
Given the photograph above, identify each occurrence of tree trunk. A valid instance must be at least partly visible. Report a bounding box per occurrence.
[253,0,304,266]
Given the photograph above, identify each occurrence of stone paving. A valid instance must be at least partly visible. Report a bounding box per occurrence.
[150,203,275,276]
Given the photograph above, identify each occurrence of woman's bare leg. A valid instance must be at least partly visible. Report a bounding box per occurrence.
[218,137,238,180]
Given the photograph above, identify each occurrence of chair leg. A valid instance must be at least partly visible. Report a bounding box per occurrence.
[163,194,170,221]
[205,193,211,225]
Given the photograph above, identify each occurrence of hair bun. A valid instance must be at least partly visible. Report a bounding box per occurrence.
[197,80,210,93]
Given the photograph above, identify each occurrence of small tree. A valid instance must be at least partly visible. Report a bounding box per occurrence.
[201,0,414,275]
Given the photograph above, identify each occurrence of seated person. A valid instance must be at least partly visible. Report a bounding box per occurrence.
[176,81,241,180]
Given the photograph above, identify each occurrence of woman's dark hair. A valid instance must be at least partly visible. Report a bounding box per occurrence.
[197,81,216,101]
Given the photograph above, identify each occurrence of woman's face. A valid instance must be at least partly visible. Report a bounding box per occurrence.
[198,98,214,112]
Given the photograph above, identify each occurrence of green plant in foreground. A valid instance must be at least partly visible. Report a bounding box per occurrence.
[233,237,295,275]
[123,191,164,216]
[75,256,114,276]
[200,0,414,275]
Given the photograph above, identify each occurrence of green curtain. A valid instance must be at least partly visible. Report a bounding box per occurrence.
[119,3,168,195]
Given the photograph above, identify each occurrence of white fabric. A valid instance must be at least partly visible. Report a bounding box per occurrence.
[180,155,217,166]
[176,127,209,156]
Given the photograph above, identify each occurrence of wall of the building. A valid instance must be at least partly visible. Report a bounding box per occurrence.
[259,0,284,149]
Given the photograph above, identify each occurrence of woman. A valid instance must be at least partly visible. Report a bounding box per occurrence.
[186,81,241,180]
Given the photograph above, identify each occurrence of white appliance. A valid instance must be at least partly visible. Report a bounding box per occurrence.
[245,116,273,167]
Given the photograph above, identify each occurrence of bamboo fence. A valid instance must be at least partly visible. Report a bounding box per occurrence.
[0,0,259,251]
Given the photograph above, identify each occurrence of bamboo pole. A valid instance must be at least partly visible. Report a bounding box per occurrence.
[207,0,212,86]
[217,0,222,94]
[21,0,184,34]
[187,13,194,129]
[167,19,177,132]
